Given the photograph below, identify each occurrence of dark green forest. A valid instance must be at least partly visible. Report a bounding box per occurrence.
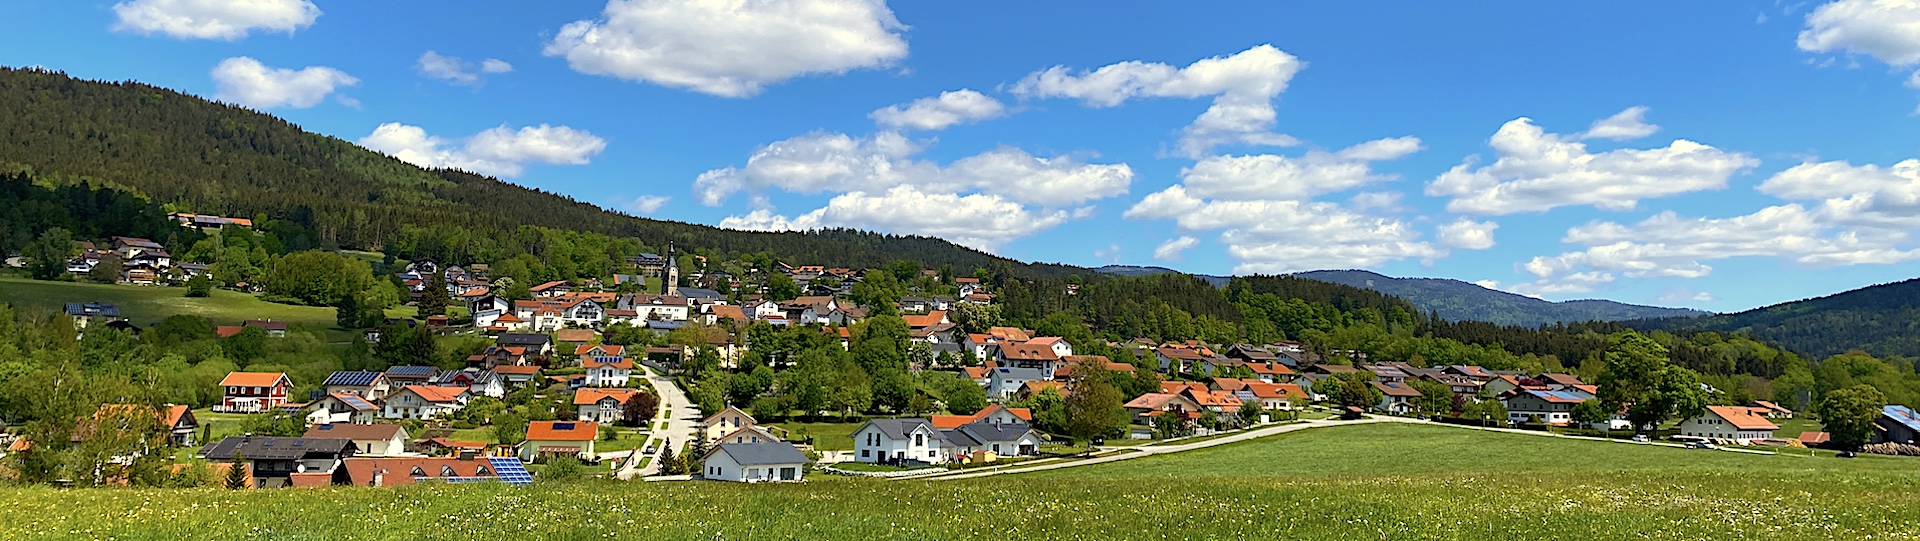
[1624,277,1920,359]
[1296,269,1707,327]
[0,67,1079,276]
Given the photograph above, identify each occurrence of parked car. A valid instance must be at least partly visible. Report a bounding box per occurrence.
[1630,435,1650,443]
[1687,441,1715,449]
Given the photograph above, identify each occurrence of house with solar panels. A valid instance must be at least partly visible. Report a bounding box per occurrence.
[308,393,381,425]
[199,435,357,488]
[520,420,597,462]
[343,456,533,486]
[1501,388,1596,426]
[382,365,440,386]
[304,424,411,456]
[381,385,470,420]
[322,371,391,400]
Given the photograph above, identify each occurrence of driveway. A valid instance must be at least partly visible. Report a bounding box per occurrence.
[926,417,1373,481]
[617,368,702,480]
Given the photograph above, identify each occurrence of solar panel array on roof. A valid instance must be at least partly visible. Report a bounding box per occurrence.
[385,366,438,377]
[552,422,575,430]
[487,457,534,486]
[324,371,382,387]
[336,395,376,410]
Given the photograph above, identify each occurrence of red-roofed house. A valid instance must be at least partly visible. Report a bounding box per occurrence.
[343,457,499,487]
[1679,405,1779,443]
[216,372,292,413]
[381,386,470,420]
[574,388,643,424]
[521,421,597,461]
[998,338,1074,376]
[1124,393,1203,423]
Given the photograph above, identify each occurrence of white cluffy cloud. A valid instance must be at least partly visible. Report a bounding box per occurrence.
[1437,218,1499,250]
[544,0,908,98]
[870,89,1006,131]
[1509,158,1920,296]
[622,195,670,214]
[418,51,513,86]
[718,186,1071,251]
[1798,0,1920,66]
[700,131,1132,250]
[1123,137,1440,274]
[1012,44,1304,158]
[1427,107,1757,215]
[694,131,1132,207]
[211,57,356,109]
[359,123,607,178]
[1153,236,1200,261]
[113,0,319,40]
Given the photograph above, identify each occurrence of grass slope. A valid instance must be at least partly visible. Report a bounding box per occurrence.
[2,423,1914,540]
[0,275,336,330]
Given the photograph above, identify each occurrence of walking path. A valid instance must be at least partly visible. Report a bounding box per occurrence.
[924,417,1375,481]
[617,369,701,480]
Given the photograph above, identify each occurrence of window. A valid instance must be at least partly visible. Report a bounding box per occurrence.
[860,450,870,458]
[914,433,924,446]
[928,450,936,458]
[410,466,426,477]
[442,466,456,477]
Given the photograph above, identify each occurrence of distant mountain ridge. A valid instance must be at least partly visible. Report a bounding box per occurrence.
[1294,270,1709,327]
[1630,277,1920,358]
[1093,265,1231,286]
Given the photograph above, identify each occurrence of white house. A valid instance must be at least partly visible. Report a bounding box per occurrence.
[984,367,1047,401]
[381,386,469,420]
[1679,405,1779,443]
[701,406,757,441]
[1502,389,1590,425]
[621,294,690,322]
[715,425,783,445]
[582,357,634,387]
[851,418,946,465]
[702,442,808,483]
[304,423,410,456]
[307,393,381,425]
[321,371,391,400]
[942,422,1043,459]
[573,388,642,425]
[520,421,597,462]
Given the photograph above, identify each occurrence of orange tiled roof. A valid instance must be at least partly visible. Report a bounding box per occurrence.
[573,387,641,405]
[1706,405,1779,431]
[526,420,597,441]
[219,372,287,387]
[401,385,467,403]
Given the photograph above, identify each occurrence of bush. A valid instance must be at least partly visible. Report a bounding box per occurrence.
[539,456,583,481]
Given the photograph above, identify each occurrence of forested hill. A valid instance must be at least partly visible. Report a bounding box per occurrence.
[1628,277,1920,359]
[1295,270,1708,327]
[0,67,1078,275]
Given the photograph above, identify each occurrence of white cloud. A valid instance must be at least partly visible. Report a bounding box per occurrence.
[870,89,1006,131]
[1657,288,1718,304]
[1798,0,1920,66]
[717,186,1070,251]
[1124,186,1441,274]
[1472,279,1502,290]
[693,131,1132,207]
[211,57,356,109]
[1426,108,1757,215]
[418,51,512,86]
[1011,44,1305,158]
[358,122,607,178]
[1178,137,1420,201]
[1093,244,1122,264]
[1511,204,1920,295]
[544,0,908,98]
[622,195,670,214]
[112,0,318,40]
[1579,106,1660,141]
[1437,218,1499,250]
[1349,191,1404,211]
[1154,236,1200,261]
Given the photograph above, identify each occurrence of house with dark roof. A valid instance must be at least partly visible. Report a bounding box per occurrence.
[984,367,1048,400]
[199,436,356,488]
[322,371,390,400]
[64,302,121,330]
[702,442,809,482]
[851,418,946,465]
[1372,381,1421,415]
[307,393,381,425]
[303,424,410,456]
[495,333,555,356]
[942,421,1043,460]
[382,365,440,385]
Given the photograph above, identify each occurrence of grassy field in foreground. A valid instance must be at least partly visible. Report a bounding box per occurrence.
[2,423,1916,540]
[0,274,336,329]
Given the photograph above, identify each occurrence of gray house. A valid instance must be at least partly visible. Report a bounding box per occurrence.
[702,442,809,483]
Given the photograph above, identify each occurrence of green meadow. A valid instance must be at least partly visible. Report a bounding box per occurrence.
[1,423,1914,540]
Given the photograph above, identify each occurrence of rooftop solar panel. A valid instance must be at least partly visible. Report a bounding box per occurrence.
[552,422,575,430]
[324,371,382,387]
[488,457,534,486]
[337,395,376,409]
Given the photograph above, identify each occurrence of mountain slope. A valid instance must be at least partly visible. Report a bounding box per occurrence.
[1630,277,1920,359]
[1093,265,1231,286]
[0,67,1077,275]
[1295,270,1708,327]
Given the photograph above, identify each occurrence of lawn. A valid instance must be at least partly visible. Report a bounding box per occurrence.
[3,423,1916,540]
[766,421,862,451]
[0,275,340,333]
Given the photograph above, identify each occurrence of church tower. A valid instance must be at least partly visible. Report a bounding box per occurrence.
[665,241,680,297]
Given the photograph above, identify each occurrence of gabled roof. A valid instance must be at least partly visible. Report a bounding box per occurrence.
[398,385,467,404]
[530,280,570,292]
[219,372,288,387]
[574,344,626,356]
[707,442,809,466]
[1002,342,1063,361]
[525,420,597,441]
[1798,431,1831,444]
[859,418,939,441]
[946,422,1039,447]
[963,366,991,379]
[702,406,755,427]
[989,367,1047,381]
[384,365,440,378]
[496,333,552,346]
[1372,381,1422,398]
[573,387,642,405]
[323,371,384,387]
[555,329,596,343]
[711,305,748,321]
[343,458,496,487]
[201,436,354,461]
[1161,381,1208,395]
[491,365,542,376]
[1124,392,1199,411]
[304,423,406,441]
[1515,389,1590,404]
[1703,405,1779,431]
[988,327,1031,342]
[1881,405,1920,433]
[901,311,949,328]
[324,393,378,411]
[1539,373,1585,386]
[1245,382,1306,400]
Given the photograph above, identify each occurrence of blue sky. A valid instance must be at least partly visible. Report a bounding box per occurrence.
[5,1,1920,313]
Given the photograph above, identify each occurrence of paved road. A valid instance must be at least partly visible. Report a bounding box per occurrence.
[617,369,701,480]
[926,417,1377,481]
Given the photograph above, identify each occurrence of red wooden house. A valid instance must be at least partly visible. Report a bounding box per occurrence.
[216,372,293,413]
